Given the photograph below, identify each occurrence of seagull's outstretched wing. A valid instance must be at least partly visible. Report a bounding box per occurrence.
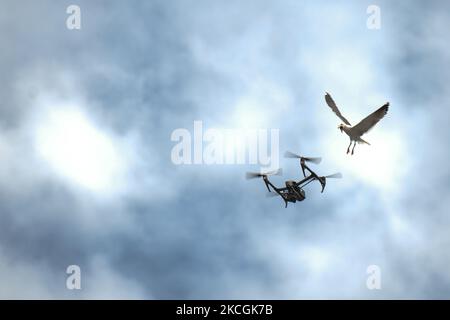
[324,92,351,126]
[352,102,389,136]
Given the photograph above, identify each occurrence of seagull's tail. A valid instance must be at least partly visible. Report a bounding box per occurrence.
[357,138,370,145]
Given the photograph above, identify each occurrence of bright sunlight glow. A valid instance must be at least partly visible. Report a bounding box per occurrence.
[34,106,125,193]
[323,129,407,191]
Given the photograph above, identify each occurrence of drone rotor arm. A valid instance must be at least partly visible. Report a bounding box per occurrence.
[320,179,326,193]
[300,161,307,178]
[262,176,271,192]
[318,173,341,193]
[301,162,314,178]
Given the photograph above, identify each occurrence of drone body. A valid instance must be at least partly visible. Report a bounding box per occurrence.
[246,151,341,208]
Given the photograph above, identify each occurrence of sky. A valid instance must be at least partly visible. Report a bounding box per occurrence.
[0,0,450,299]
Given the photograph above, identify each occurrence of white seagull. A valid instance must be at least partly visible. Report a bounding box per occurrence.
[324,92,389,155]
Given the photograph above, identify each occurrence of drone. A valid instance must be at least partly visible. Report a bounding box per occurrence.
[246,151,342,208]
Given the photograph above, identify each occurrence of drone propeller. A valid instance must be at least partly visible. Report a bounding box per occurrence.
[283,151,322,164]
[245,168,283,180]
[245,172,264,180]
[317,172,342,193]
[284,150,302,158]
[324,172,342,179]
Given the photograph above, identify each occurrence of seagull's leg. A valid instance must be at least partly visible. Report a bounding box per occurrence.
[351,141,356,155]
[347,140,352,154]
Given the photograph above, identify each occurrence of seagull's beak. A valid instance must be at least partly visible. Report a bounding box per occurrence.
[337,125,343,133]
